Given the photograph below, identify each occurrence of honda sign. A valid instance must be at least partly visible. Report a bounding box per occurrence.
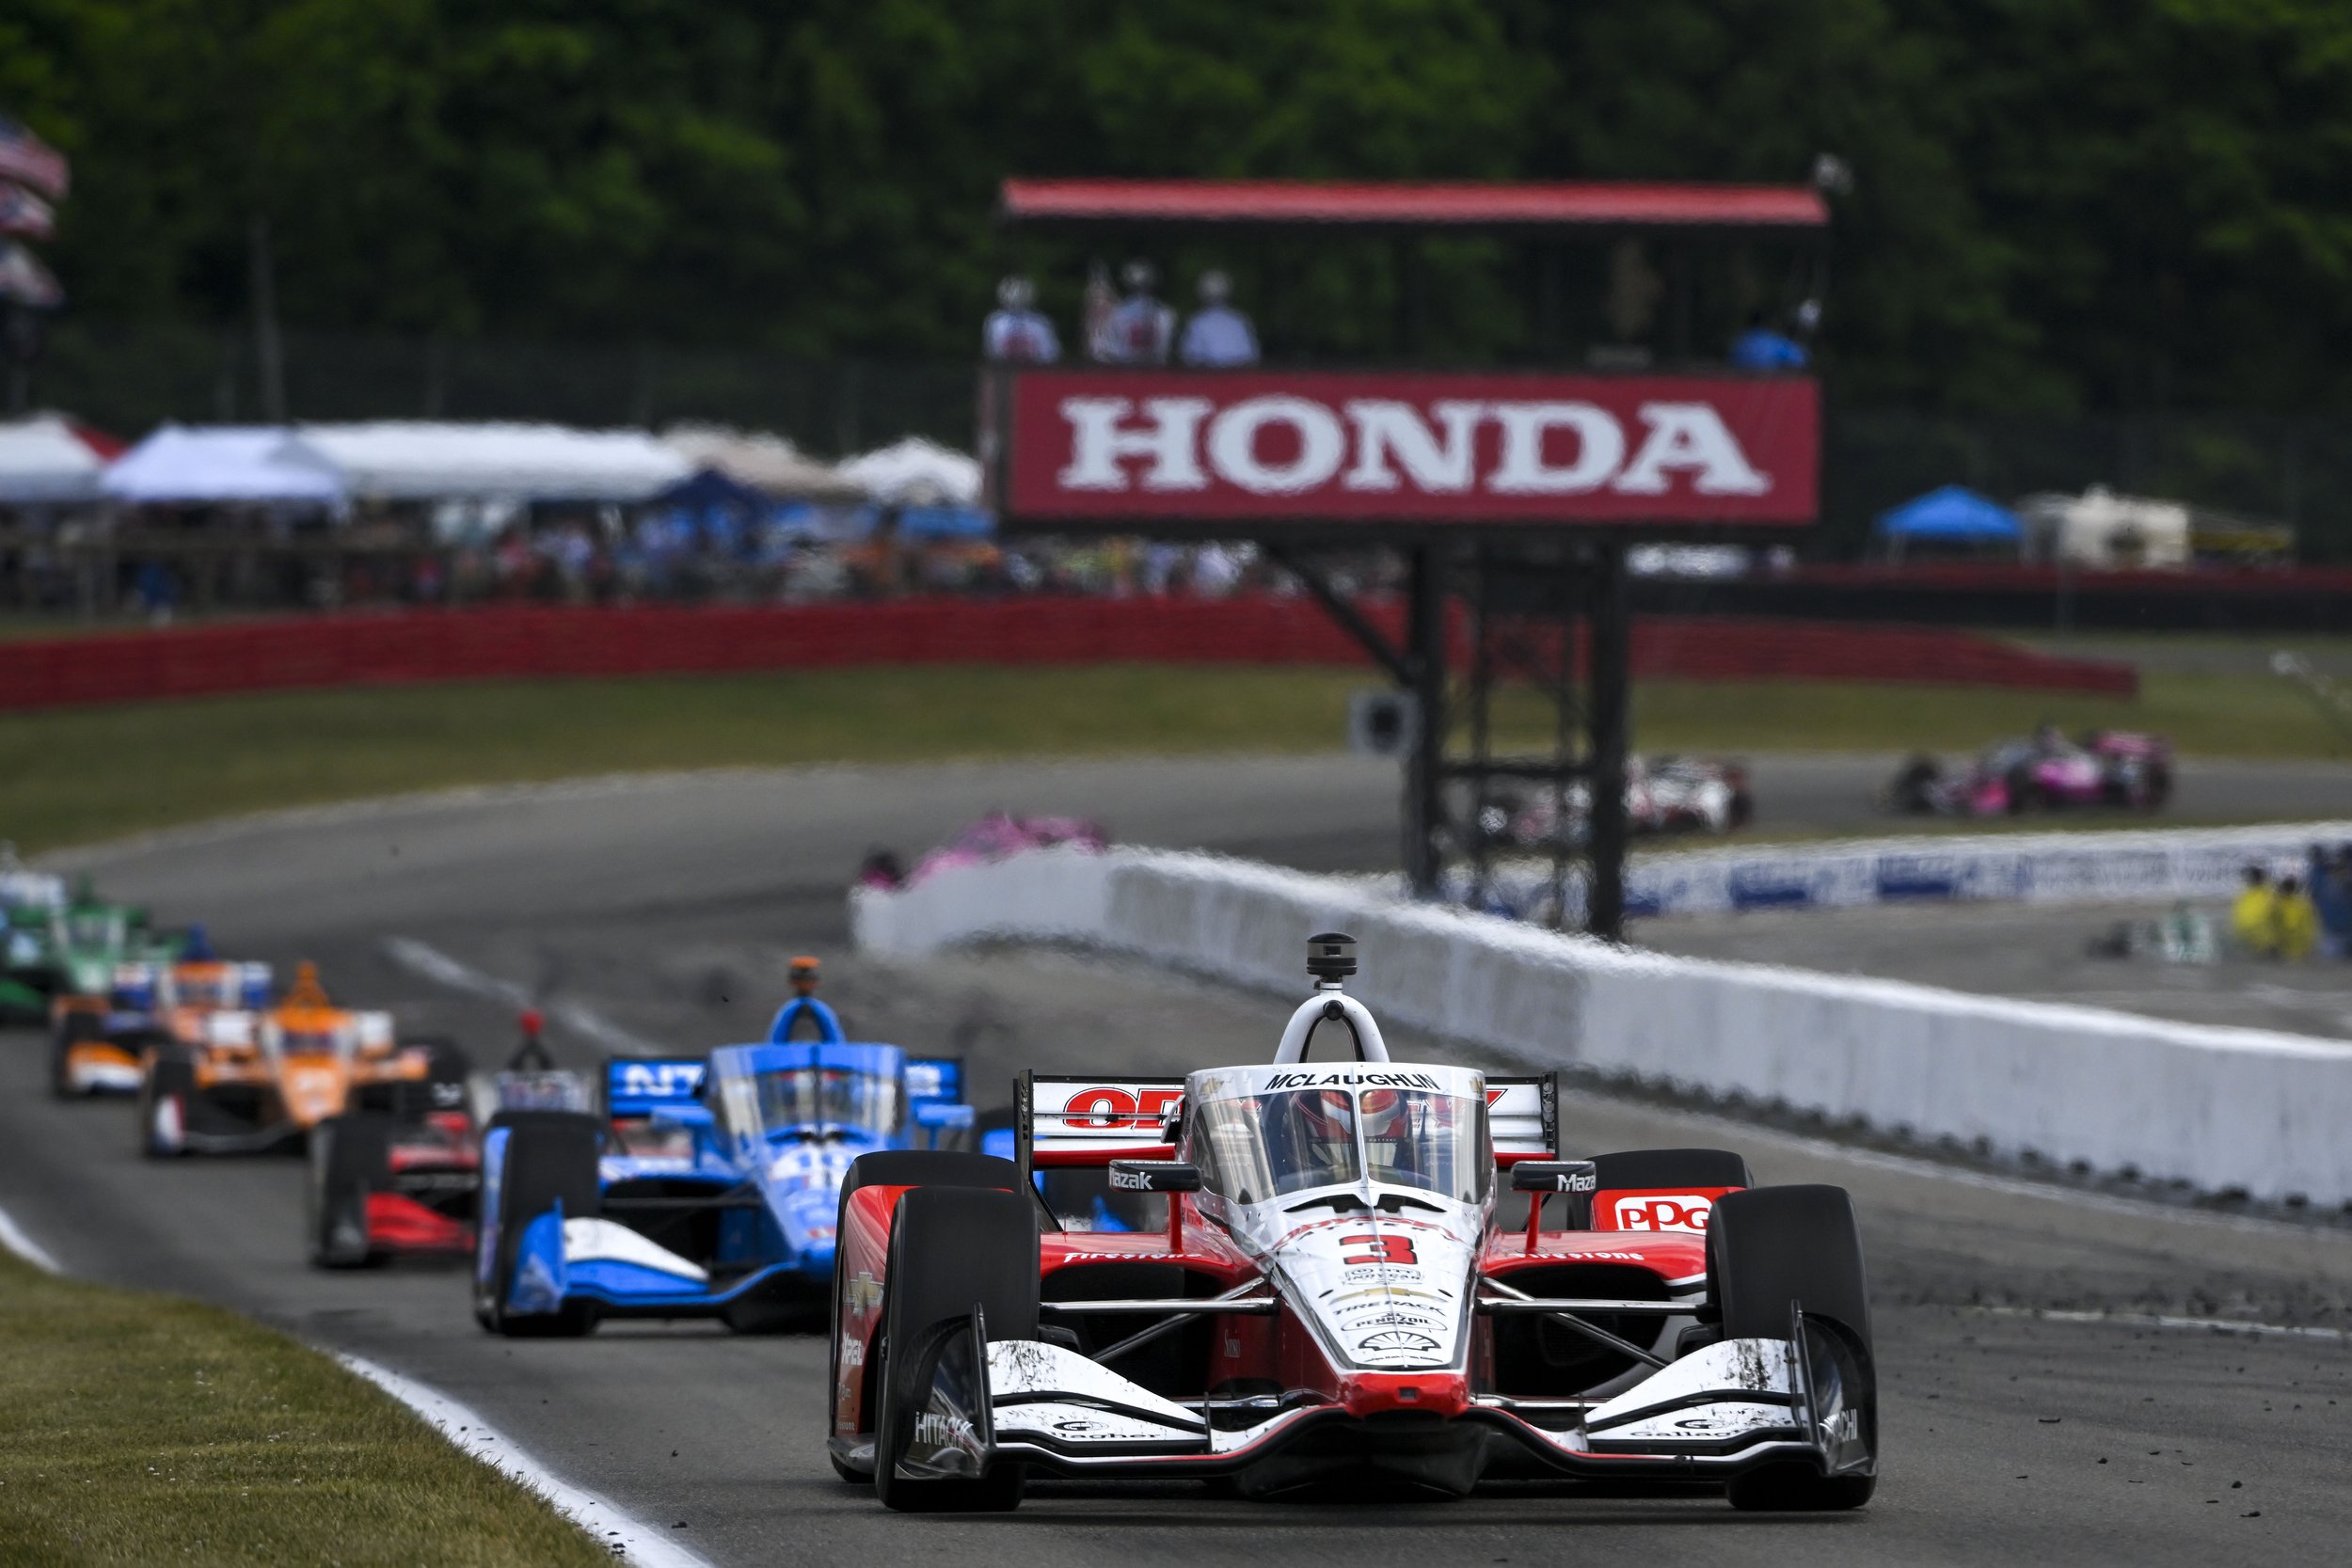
[997,370,1817,526]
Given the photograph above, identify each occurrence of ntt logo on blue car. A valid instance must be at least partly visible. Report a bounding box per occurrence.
[618,1062,703,1097]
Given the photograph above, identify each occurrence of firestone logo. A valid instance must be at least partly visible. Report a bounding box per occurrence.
[1055,395,1772,499]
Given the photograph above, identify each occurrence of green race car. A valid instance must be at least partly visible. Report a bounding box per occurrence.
[0,878,184,1023]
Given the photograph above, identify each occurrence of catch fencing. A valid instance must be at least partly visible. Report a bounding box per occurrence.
[0,600,2132,712]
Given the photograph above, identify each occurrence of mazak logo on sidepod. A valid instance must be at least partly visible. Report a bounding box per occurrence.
[1613,1195,1714,1232]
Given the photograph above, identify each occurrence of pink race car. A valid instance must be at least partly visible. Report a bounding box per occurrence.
[1888,728,2172,816]
[857,813,1108,891]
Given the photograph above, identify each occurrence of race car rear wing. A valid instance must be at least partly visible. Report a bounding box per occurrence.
[904,1055,963,1109]
[1017,1071,1185,1185]
[1487,1073,1559,1165]
[604,1055,708,1119]
[1016,1069,1558,1184]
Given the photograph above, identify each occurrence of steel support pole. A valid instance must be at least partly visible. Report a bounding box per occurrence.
[1404,543,1448,897]
[1584,543,1630,941]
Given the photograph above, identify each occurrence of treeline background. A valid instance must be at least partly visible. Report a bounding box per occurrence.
[3,0,2349,420]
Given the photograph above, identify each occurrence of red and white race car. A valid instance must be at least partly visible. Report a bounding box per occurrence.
[826,934,1877,1512]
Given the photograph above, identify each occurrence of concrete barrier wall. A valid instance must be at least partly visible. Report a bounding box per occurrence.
[854,847,2352,1205]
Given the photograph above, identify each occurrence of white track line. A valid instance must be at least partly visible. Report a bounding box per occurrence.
[0,1202,62,1274]
[382,935,664,1054]
[0,1200,709,1568]
[338,1354,718,1568]
[1972,1306,2352,1344]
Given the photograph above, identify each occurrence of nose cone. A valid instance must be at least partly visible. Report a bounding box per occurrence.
[1338,1371,1470,1419]
[779,1185,839,1274]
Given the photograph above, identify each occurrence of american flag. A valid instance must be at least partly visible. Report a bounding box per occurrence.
[0,182,55,241]
[0,117,68,201]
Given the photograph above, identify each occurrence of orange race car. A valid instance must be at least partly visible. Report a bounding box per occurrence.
[136,962,470,1159]
[53,957,274,1098]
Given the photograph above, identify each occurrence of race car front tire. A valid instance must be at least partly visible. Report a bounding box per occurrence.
[51,1011,103,1099]
[830,1149,1024,1483]
[308,1113,391,1269]
[843,1149,1022,1199]
[137,1047,199,1158]
[477,1110,601,1338]
[872,1185,1038,1513]
[1708,1184,1876,1512]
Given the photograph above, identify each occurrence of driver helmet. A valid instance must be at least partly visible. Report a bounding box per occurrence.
[789,955,821,997]
[1359,1087,1422,1179]
[1272,1087,1356,1174]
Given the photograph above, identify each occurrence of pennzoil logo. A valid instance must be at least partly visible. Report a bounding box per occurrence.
[1359,1329,1439,1354]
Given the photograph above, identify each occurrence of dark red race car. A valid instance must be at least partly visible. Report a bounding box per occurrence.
[305,1015,588,1268]
[826,933,1877,1513]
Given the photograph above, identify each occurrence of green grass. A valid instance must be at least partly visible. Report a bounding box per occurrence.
[0,1254,608,1568]
[0,664,2339,855]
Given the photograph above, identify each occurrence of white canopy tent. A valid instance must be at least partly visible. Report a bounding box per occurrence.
[0,414,106,504]
[835,436,983,506]
[298,422,690,503]
[660,424,866,500]
[101,425,347,506]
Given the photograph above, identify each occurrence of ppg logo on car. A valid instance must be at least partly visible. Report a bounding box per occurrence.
[1613,1195,1714,1232]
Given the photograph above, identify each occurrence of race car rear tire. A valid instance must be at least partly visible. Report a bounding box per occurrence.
[1888,757,1939,815]
[1708,1184,1876,1512]
[1594,1148,1753,1192]
[873,1186,1037,1513]
[477,1111,601,1338]
[138,1046,199,1159]
[308,1113,391,1268]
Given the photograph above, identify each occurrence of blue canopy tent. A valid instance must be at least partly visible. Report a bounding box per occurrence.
[1873,485,2021,561]
[897,504,994,541]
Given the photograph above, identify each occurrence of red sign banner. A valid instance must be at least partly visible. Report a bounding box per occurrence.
[1001,370,1817,525]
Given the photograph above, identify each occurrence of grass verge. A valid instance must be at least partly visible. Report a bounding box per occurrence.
[0,1252,608,1568]
[0,664,2340,854]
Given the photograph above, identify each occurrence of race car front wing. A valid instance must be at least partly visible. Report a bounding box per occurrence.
[893,1303,1874,1488]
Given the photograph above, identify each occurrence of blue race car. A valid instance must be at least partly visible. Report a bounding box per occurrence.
[472,988,973,1336]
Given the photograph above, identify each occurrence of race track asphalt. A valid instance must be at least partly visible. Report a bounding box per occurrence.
[6,754,2351,1567]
